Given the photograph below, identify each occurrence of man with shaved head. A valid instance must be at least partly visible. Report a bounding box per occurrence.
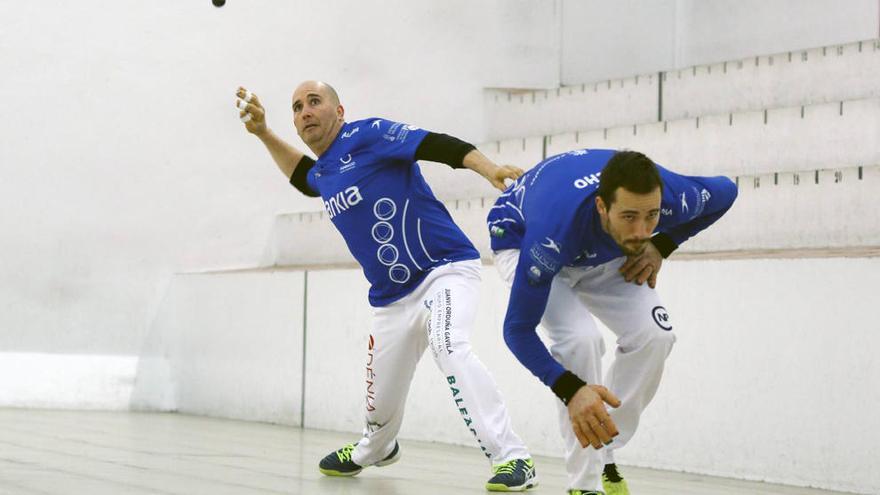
[235,82,537,492]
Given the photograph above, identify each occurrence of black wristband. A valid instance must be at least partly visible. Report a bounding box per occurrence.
[650,232,678,258]
[551,370,587,405]
[414,132,476,169]
[289,156,320,197]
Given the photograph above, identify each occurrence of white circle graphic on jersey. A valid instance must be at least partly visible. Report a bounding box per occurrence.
[388,264,411,284]
[377,244,399,266]
[373,198,397,221]
[371,222,394,244]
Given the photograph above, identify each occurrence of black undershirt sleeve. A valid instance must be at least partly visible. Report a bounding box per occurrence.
[414,132,477,169]
[650,232,679,258]
[289,156,320,197]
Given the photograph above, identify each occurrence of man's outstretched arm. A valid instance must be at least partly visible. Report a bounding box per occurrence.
[414,132,522,191]
[236,87,310,182]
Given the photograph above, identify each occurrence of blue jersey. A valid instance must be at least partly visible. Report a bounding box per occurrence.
[303,118,480,307]
[487,149,738,387]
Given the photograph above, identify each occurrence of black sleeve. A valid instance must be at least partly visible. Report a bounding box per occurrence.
[650,232,679,258]
[551,370,588,405]
[414,132,476,169]
[289,156,320,197]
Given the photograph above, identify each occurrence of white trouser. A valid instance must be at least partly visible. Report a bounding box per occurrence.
[351,259,530,467]
[494,250,675,492]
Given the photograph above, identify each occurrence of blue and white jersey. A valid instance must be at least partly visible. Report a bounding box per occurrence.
[487,149,738,387]
[303,118,480,307]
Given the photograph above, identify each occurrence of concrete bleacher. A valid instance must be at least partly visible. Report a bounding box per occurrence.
[483,38,880,141]
[267,92,880,265]
[484,74,659,141]
[663,39,880,120]
[485,98,880,178]
[269,162,880,265]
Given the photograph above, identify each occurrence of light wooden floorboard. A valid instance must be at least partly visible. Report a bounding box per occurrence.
[0,410,849,495]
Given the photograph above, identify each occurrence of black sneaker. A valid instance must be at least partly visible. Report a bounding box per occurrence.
[567,491,604,495]
[318,441,400,476]
[485,458,538,491]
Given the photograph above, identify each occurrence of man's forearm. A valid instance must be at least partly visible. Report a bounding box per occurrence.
[461,149,498,179]
[256,129,307,179]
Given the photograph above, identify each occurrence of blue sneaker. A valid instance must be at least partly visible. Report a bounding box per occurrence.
[485,458,538,491]
[318,441,400,476]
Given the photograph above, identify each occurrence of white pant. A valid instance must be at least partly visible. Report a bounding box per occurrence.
[351,259,530,467]
[494,250,676,492]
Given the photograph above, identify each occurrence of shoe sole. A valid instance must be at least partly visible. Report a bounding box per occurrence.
[318,467,363,477]
[318,443,400,477]
[485,478,539,492]
[374,449,401,467]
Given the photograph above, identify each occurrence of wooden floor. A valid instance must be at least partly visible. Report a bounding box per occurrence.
[0,409,846,495]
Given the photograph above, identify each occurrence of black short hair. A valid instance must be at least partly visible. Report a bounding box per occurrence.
[597,150,663,206]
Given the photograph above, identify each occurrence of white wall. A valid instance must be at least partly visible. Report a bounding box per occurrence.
[561,0,677,84]
[561,0,879,84]
[131,270,305,425]
[0,0,558,392]
[675,0,880,68]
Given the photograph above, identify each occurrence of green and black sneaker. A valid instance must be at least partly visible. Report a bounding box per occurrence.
[485,458,538,491]
[318,441,400,476]
[567,490,604,495]
[602,463,630,495]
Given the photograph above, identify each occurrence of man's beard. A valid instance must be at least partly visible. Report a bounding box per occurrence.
[620,239,648,256]
[601,215,648,256]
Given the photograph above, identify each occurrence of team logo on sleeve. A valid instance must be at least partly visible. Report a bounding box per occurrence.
[652,306,673,331]
[384,122,416,143]
[541,237,561,253]
[526,241,561,284]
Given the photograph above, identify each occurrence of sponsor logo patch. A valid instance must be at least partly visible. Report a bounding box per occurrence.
[365,334,377,411]
[447,375,491,459]
[652,306,673,331]
[541,237,561,253]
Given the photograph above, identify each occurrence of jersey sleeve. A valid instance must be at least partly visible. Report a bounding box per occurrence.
[502,228,578,388]
[364,118,430,163]
[289,156,321,197]
[656,168,738,250]
[414,132,475,168]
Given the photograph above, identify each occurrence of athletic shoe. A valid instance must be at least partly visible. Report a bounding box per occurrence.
[602,463,630,495]
[485,458,538,491]
[567,491,604,495]
[318,441,400,476]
